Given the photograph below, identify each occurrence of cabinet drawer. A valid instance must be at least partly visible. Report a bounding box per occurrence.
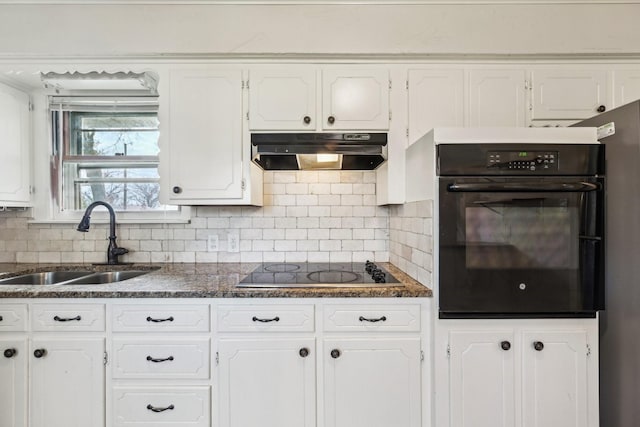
[0,304,27,331]
[113,386,210,427]
[217,304,315,332]
[112,337,210,379]
[31,303,105,332]
[112,304,210,332]
[323,304,421,332]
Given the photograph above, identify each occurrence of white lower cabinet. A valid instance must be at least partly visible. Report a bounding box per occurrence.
[30,337,105,427]
[323,337,422,427]
[437,319,598,427]
[0,302,106,427]
[218,338,316,427]
[216,299,429,427]
[109,302,212,427]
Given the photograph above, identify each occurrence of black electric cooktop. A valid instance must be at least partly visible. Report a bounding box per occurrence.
[237,262,401,288]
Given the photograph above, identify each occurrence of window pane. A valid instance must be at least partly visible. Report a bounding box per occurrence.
[70,112,159,156]
[78,167,160,180]
[77,182,176,211]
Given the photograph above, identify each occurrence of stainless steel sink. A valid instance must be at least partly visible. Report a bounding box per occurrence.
[0,271,94,285]
[0,268,156,285]
[61,270,150,285]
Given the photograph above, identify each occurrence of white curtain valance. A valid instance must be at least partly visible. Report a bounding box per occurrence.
[41,71,158,94]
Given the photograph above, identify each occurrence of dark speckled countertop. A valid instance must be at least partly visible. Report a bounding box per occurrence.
[0,263,432,298]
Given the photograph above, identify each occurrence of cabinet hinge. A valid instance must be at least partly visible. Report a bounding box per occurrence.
[525,80,530,90]
[216,351,219,366]
[406,80,409,90]
[28,102,34,111]
[406,128,410,138]
[103,351,108,366]
[389,110,392,121]
[29,185,35,194]
[389,80,392,90]
[586,344,591,357]
[241,179,246,190]
[246,111,249,121]
[420,350,424,362]
[446,344,451,359]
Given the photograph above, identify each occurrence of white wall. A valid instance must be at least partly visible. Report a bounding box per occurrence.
[0,3,639,57]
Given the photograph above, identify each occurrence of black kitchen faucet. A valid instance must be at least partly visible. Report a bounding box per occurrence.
[76,201,129,265]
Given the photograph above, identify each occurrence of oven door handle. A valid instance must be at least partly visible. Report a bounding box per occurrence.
[447,182,601,193]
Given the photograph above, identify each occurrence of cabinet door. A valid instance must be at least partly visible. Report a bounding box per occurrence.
[30,337,105,427]
[323,337,421,427]
[613,69,640,107]
[0,338,27,427]
[164,69,243,203]
[218,338,316,427]
[0,82,30,206]
[408,69,464,143]
[530,69,609,120]
[249,68,317,130]
[469,69,526,127]
[521,331,588,427]
[322,69,390,130]
[448,331,516,427]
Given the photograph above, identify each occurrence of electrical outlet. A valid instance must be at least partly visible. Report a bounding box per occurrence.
[227,232,239,253]
[207,235,219,252]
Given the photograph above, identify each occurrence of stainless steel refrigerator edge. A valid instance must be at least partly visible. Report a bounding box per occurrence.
[573,100,640,427]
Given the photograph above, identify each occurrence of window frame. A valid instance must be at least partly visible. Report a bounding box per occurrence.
[40,94,191,224]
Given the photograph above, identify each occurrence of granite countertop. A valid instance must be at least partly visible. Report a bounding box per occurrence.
[0,263,432,299]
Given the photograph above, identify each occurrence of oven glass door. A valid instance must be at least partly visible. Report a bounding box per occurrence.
[438,177,604,318]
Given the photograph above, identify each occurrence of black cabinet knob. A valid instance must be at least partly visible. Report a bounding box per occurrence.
[33,349,46,358]
[3,348,16,358]
[327,115,336,125]
[299,348,309,358]
[500,341,511,351]
[533,341,544,351]
[0,315,3,321]
[597,105,606,113]
[330,349,341,359]
[303,116,311,124]
[172,186,182,194]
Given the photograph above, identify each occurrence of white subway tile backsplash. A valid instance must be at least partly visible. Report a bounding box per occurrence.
[0,171,403,267]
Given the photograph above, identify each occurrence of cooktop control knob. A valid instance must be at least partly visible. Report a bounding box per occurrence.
[372,271,387,283]
[365,260,377,274]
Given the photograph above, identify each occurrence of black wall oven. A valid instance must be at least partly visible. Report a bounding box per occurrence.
[438,143,605,318]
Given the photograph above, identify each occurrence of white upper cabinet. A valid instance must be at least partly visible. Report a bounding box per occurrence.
[469,69,526,127]
[322,68,390,130]
[530,69,610,120]
[248,67,390,131]
[407,69,464,143]
[160,68,255,205]
[613,69,640,107]
[0,81,31,206]
[248,68,317,130]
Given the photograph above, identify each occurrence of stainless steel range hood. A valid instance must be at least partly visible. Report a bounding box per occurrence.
[251,133,388,170]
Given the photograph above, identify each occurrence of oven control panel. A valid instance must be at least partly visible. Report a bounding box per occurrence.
[487,150,558,171]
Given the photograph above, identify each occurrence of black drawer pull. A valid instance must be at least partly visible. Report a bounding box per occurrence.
[359,315,387,323]
[53,315,81,322]
[0,315,3,321]
[4,348,17,358]
[146,404,175,413]
[146,316,174,323]
[500,341,511,351]
[33,349,46,358]
[252,316,280,323]
[533,341,544,351]
[146,355,174,363]
[330,349,341,359]
[299,347,310,358]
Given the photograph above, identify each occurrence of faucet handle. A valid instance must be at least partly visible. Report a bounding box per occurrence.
[112,247,129,256]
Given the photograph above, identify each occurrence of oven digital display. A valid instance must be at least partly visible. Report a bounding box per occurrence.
[487,150,558,171]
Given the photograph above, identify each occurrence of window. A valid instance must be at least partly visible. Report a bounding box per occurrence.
[48,96,185,222]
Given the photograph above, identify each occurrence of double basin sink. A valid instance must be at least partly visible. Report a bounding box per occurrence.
[0,267,158,286]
